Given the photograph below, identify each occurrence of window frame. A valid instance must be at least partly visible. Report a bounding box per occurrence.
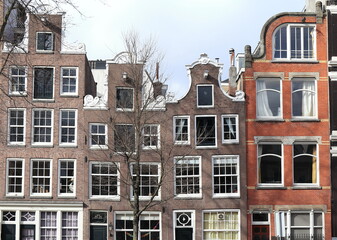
[30,159,52,197]
[257,143,284,187]
[9,66,27,96]
[212,155,240,198]
[142,124,160,150]
[89,162,120,200]
[273,24,316,61]
[33,67,55,101]
[58,159,76,197]
[116,87,134,111]
[174,156,202,199]
[6,158,24,197]
[36,32,54,52]
[173,116,190,145]
[8,108,26,146]
[60,67,78,96]
[252,212,270,225]
[291,77,317,120]
[197,84,214,108]
[195,115,217,148]
[89,123,108,149]
[202,209,240,240]
[59,109,77,147]
[130,162,161,201]
[292,142,319,187]
[32,109,53,146]
[173,210,195,240]
[221,114,239,144]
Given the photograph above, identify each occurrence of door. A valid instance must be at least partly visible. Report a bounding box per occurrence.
[252,225,269,240]
[176,228,192,240]
[90,226,107,240]
[174,211,194,240]
[2,224,15,240]
[20,225,35,240]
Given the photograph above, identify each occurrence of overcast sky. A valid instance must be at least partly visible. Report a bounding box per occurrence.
[63,0,305,98]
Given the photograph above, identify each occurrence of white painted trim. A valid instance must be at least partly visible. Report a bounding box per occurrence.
[59,109,77,147]
[116,87,134,111]
[36,32,54,52]
[173,116,190,145]
[173,210,195,240]
[89,123,108,149]
[7,108,26,146]
[58,159,76,198]
[221,114,239,144]
[60,67,79,96]
[6,158,25,197]
[32,66,55,101]
[31,109,54,147]
[196,84,214,108]
[30,159,53,197]
[195,115,217,148]
[8,66,27,96]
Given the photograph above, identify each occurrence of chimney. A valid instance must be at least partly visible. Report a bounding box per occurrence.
[228,49,237,97]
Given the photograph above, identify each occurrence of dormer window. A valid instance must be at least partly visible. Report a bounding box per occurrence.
[36,32,53,51]
[273,24,315,60]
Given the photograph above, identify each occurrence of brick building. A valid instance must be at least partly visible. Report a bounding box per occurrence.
[241,1,331,239]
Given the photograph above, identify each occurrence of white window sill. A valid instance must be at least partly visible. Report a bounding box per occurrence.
[89,196,120,201]
[58,195,76,199]
[291,185,321,190]
[116,108,134,112]
[6,194,24,198]
[90,145,108,150]
[9,92,27,96]
[174,194,202,199]
[290,118,319,122]
[8,143,25,147]
[142,146,160,150]
[36,50,54,53]
[197,105,214,108]
[31,143,53,148]
[222,140,239,144]
[213,194,240,199]
[60,94,79,98]
[195,145,217,149]
[256,184,285,190]
[174,142,190,145]
[132,196,161,201]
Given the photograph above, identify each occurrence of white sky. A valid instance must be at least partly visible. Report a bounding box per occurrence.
[63,0,305,98]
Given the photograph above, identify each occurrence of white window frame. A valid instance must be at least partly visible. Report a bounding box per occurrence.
[173,116,190,145]
[59,109,77,147]
[9,66,27,95]
[221,114,239,144]
[195,115,217,148]
[174,156,202,199]
[36,32,54,52]
[32,109,53,146]
[273,24,316,61]
[8,108,26,146]
[257,143,284,187]
[114,211,161,240]
[89,123,108,149]
[197,84,214,108]
[61,211,79,238]
[256,78,282,120]
[6,158,24,197]
[89,162,120,200]
[130,163,161,201]
[60,67,78,96]
[292,142,319,187]
[202,209,240,240]
[142,124,160,150]
[212,155,240,198]
[251,212,270,225]
[291,77,317,120]
[173,210,195,240]
[58,159,76,197]
[33,67,55,101]
[30,159,52,197]
[116,87,134,111]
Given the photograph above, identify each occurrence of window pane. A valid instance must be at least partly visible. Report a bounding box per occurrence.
[34,68,54,99]
[116,88,134,109]
[198,86,213,106]
[292,79,316,117]
[258,144,282,184]
[196,116,216,146]
[256,78,281,117]
[293,144,317,184]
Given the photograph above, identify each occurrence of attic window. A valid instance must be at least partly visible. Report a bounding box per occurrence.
[36,32,53,51]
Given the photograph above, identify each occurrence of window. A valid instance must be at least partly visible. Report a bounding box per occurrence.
[131,163,160,200]
[292,78,316,118]
[173,116,190,145]
[9,66,26,95]
[195,116,216,147]
[115,212,160,240]
[33,67,54,100]
[293,143,318,185]
[197,85,214,107]
[36,32,53,51]
[60,110,77,146]
[203,210,240,240]
[174,156,201,198]
[90,162,119,199]
[62,212,78,239]
[59,159,76,197]
[31,159,51,196]
[222,115,239,143]
[256,78,281,119]
[143,124,160,149]
[275,211,323,240]
[273,24,315,60]
[90,123,107,149]
[174,211,195,240]
[32,109,53,145]
[116,87,134,110]
[61,67,78,95]
[258,144,283,185]
[212,156,239,197]
[252,213,270,240]
[114,124,135,152]
[8,108,25,145]
[41,212,57,239]
[6,158,24,196]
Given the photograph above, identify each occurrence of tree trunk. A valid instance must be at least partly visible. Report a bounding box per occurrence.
[133,213,140,240]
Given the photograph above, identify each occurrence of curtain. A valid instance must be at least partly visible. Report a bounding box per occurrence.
[257,80,273,117]
[204,212,239,240]
[302,81,315,117]
[275,212,286,237]
[176,119,186,140]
